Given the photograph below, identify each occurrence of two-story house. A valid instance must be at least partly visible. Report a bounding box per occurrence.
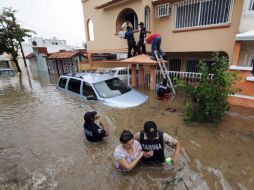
[82,0,254,108]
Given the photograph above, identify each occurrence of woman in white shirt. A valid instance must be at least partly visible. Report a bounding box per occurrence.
[114,130,144,172]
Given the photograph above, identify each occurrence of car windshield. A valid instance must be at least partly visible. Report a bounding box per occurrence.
[93,78,131,98]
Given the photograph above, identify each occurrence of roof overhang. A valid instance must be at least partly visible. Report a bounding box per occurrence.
[152,0,171,6]
[95,0,129,9]
[235,30,254,41]
[121,54,158,65]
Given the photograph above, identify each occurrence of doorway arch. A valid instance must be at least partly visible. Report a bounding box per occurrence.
[116,8,138,32]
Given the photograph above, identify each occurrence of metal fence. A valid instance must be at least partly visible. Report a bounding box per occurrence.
[155,70,214,84]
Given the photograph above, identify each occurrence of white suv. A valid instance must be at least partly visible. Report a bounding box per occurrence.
[56,71,148,108]
[109,67,130,82]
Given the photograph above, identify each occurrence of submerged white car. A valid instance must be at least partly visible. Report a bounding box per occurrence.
[0,68,15,77]
[56,72,148,108]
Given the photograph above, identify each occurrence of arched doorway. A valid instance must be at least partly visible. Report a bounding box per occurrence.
[116,8,138,32]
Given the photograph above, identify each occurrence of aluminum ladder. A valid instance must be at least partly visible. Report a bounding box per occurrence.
[154,50,176,95]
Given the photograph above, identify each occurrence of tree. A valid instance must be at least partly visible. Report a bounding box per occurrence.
[176,53,240,123]
[0,8,35,72]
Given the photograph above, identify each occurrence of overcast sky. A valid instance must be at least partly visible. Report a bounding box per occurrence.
[0,0,86,46]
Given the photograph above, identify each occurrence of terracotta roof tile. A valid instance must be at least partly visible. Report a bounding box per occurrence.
[48,51,79,59]
[95,0,128,9]
[121,54,157,65]
[25,53,35,59]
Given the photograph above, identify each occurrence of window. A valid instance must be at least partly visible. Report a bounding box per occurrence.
[83,82,96,97]
[186,60,199,73]
[250,57,254,67]
[155,3,172,18]
[32,41,37,46]
[168,59,181,71]
[116,70,127,75]
[174,0,233,29]
[144,6,150,31]
[58,77,67,89]
[67,78,81,94]
[87,19,95,41]
[248,0,254,11]
[116,8,138,32]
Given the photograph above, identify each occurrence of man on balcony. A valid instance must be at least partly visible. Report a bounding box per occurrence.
[125,26,137,58]
[146,33,166,60]
[136,22,147,54]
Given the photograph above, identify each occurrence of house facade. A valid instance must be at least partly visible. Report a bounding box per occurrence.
[25,47,49,72]
[228,0,254,107]
[46,50,86,75]
[82,0,254,108]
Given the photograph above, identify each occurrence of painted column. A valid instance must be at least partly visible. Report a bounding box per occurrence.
[150,65,155,91]
[87,52,93,67]
[138,65,144,87]
[233,41,242,66]
[131,64,136,88]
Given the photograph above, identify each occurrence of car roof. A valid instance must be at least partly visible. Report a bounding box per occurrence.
[60,71,115,84]
[110,67,128,70]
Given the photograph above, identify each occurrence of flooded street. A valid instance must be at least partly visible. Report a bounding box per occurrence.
[0,69,254,190]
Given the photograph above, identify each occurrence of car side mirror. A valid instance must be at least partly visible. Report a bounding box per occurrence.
[87,95,97,100]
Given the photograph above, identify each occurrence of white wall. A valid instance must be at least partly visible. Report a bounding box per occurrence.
[239,0,254,33]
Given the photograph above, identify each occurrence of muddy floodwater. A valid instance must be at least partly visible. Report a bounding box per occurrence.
[0,69,254,190]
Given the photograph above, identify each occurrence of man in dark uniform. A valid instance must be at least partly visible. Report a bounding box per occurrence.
[83,111,108,142]
[157,78,170,98]
[136,22,147,54]
[125,26,137,58]
[135,121,180,165]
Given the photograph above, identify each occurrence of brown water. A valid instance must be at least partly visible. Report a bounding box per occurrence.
[0,69,254,190]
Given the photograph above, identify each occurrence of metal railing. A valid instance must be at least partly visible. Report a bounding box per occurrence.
[155,70,214,84]
[173,0,234,29]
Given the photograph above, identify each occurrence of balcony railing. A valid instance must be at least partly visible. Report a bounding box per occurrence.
[173,0,234,30]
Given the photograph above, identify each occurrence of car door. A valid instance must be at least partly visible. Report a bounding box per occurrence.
[82,81,97,100]
[57,77,68,90]
[67,78,82,96]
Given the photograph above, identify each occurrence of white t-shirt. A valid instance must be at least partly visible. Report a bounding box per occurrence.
[114,140,142,171]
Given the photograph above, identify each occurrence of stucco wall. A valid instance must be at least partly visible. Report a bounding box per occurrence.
[82,0,152,51]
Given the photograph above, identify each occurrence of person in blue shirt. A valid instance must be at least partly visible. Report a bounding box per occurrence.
[125,26,137,58]
[83,111,108,142]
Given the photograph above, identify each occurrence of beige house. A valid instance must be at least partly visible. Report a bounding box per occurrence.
[82,0,254,108]
[82,0,242,60]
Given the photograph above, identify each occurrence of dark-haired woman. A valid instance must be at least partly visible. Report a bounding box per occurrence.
[114,130,144,172]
